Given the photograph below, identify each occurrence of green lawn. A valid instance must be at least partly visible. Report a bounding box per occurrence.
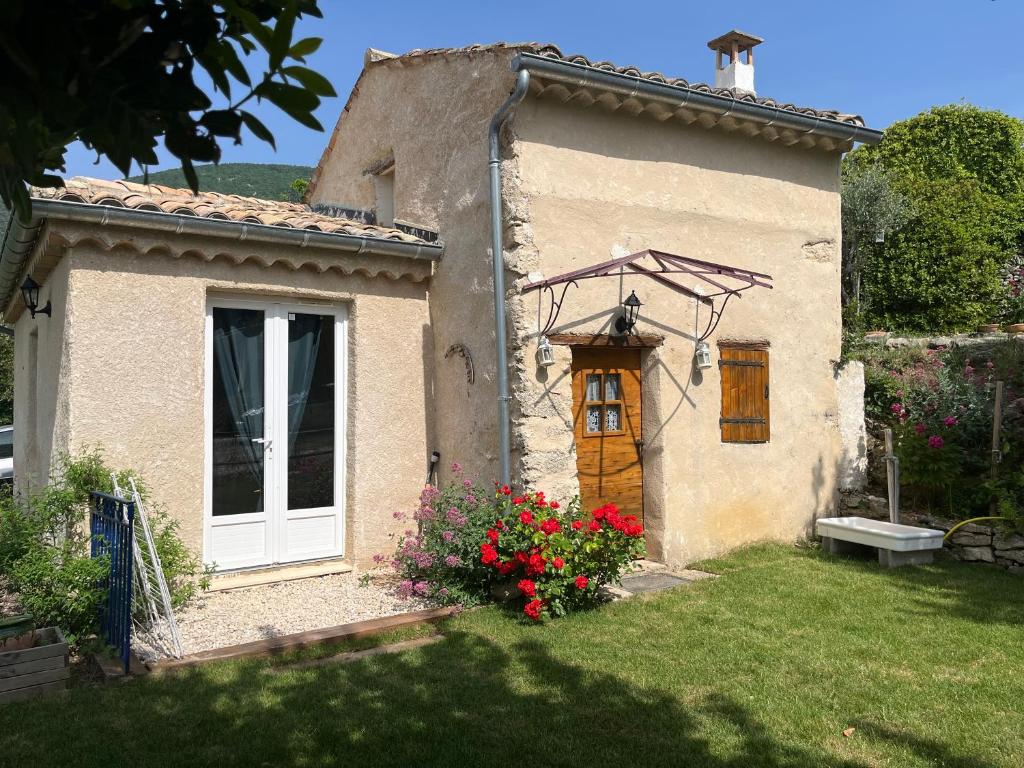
[2,544,1022,767]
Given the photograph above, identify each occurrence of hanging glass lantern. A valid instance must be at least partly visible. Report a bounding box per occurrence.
[695,340,713,370]
[536,336,555,368]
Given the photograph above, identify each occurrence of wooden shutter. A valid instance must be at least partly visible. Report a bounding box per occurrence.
[719,345,770,443]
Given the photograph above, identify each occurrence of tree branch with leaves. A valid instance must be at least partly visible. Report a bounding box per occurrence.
[0,0,335,220]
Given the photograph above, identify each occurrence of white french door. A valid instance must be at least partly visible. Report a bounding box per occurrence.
[204,298,346,571]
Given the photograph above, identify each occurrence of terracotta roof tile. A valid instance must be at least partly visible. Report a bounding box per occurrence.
[31,177,430,244]
[375,41,865,127]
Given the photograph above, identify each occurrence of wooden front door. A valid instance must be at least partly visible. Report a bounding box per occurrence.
[570,348,643,520]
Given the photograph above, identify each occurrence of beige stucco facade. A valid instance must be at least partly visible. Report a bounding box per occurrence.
[12,223,434,567]
[312,47,848,566]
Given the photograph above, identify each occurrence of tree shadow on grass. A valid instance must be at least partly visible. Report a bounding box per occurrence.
[0,628,1001,768]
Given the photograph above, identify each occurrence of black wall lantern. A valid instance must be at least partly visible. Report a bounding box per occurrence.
[20,276,51,319]
[615,290,642,334]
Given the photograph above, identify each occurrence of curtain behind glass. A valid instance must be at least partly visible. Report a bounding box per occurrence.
[212,309,264,515]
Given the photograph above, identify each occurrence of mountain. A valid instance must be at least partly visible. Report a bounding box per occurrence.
[128,162,313,202]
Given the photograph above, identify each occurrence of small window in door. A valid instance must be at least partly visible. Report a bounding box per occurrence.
[719,343,770,443]
[583,372,626,436]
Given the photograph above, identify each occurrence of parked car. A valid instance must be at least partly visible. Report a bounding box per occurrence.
[0,425,12,482]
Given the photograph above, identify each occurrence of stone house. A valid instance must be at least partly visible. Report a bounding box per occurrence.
[0,33,881,576]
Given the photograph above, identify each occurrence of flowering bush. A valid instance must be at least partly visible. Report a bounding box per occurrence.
[863,340,1024,517]
[482,488,645,622]
[389,464,496,607]
[390,467,646,620]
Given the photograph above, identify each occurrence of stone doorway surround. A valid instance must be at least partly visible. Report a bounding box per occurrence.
[513,332,668,563]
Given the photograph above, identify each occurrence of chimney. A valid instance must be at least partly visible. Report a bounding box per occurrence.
[707,30,763,96]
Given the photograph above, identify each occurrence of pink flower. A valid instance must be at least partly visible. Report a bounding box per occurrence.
[413,581,429,596]
[398,580,414,598]
[442,530,456,543]
[943,416,957,427]
[372,553,385,564]
[891,403,904,414]
[928,435,944,449]
[965,365,975,375]
[444,555,461,567]
[986,361,995,369]
[451,461,463,473]
[914,423,926,435]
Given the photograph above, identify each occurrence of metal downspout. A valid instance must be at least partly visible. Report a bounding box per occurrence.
[488,67,530,488]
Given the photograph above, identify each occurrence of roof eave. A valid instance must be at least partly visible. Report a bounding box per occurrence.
[0,197,444,315]
[513,52,884,147]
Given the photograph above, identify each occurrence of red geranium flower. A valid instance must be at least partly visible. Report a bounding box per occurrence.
[500,485,511,495]
[519,511,534,525]
[496,560,516,575]
[480,543,498,565]
[572,520,583,530]
[514,551,529,565]
[540,518,561,535]
[575,575,589,590]
[485,528,500,544]
[512,496,525,505]
[517,578,536,597]
[495,519,505,530]
[523,599,543,621]
[588,520,602,533]
[550,501,560,510]
[527,555,544,574]
[593,507,606,521]
[552,557,565,569]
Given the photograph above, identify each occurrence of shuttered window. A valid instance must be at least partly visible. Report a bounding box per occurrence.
[719,344,770,443]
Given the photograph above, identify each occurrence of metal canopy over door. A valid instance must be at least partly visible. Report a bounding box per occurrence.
[205,299,346,571]
[570,348,643,520]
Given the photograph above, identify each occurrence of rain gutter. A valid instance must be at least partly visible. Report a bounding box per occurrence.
[0,198,443,313]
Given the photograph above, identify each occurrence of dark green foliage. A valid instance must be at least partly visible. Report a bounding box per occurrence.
[128,162,313,202]
[0,1,333,220]
[0,450,207,645]
[0,331,11,425]
[844,105,1024,333]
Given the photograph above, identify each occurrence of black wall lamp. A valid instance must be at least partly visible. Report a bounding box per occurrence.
[20,276,51,319]
[615,290,642,334]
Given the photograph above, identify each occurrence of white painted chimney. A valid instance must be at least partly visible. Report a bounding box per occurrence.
[707,30,763,96]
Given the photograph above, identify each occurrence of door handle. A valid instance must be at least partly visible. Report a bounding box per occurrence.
[251,438,272,449]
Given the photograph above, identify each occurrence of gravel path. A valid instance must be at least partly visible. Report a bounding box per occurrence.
[150,570,434,660]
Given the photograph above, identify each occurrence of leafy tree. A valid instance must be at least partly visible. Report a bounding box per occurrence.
[845,105,1024,332]
[840,163,911,310]
[0,0,335,219]
[0,332,11,425]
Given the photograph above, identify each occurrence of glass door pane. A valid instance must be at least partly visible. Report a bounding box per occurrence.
[211,308,265,516]
[287,313,335,510]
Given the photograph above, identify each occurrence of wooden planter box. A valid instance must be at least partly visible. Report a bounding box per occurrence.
[0,627,69,704]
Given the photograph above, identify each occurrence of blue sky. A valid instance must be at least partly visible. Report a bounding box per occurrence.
[65,0,1024,179]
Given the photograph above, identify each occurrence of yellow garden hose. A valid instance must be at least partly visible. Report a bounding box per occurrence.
[943,516,1007,541]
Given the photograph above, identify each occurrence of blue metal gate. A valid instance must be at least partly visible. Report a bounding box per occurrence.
[90,491,135,674]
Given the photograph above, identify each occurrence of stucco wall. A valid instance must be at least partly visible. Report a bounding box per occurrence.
[310,51,520,488]
[313,51,848,566]
[13,253,73,491]
[17,228,433,568]
[503,99,846,566]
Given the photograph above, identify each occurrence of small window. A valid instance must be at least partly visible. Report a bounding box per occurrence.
[372,165,395,227]
[582,372,625,437]
[719,344,770,443]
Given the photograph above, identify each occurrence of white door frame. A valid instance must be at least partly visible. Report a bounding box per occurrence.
[203,296,347,571]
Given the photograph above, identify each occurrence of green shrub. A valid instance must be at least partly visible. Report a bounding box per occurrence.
[0,449,207,645]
